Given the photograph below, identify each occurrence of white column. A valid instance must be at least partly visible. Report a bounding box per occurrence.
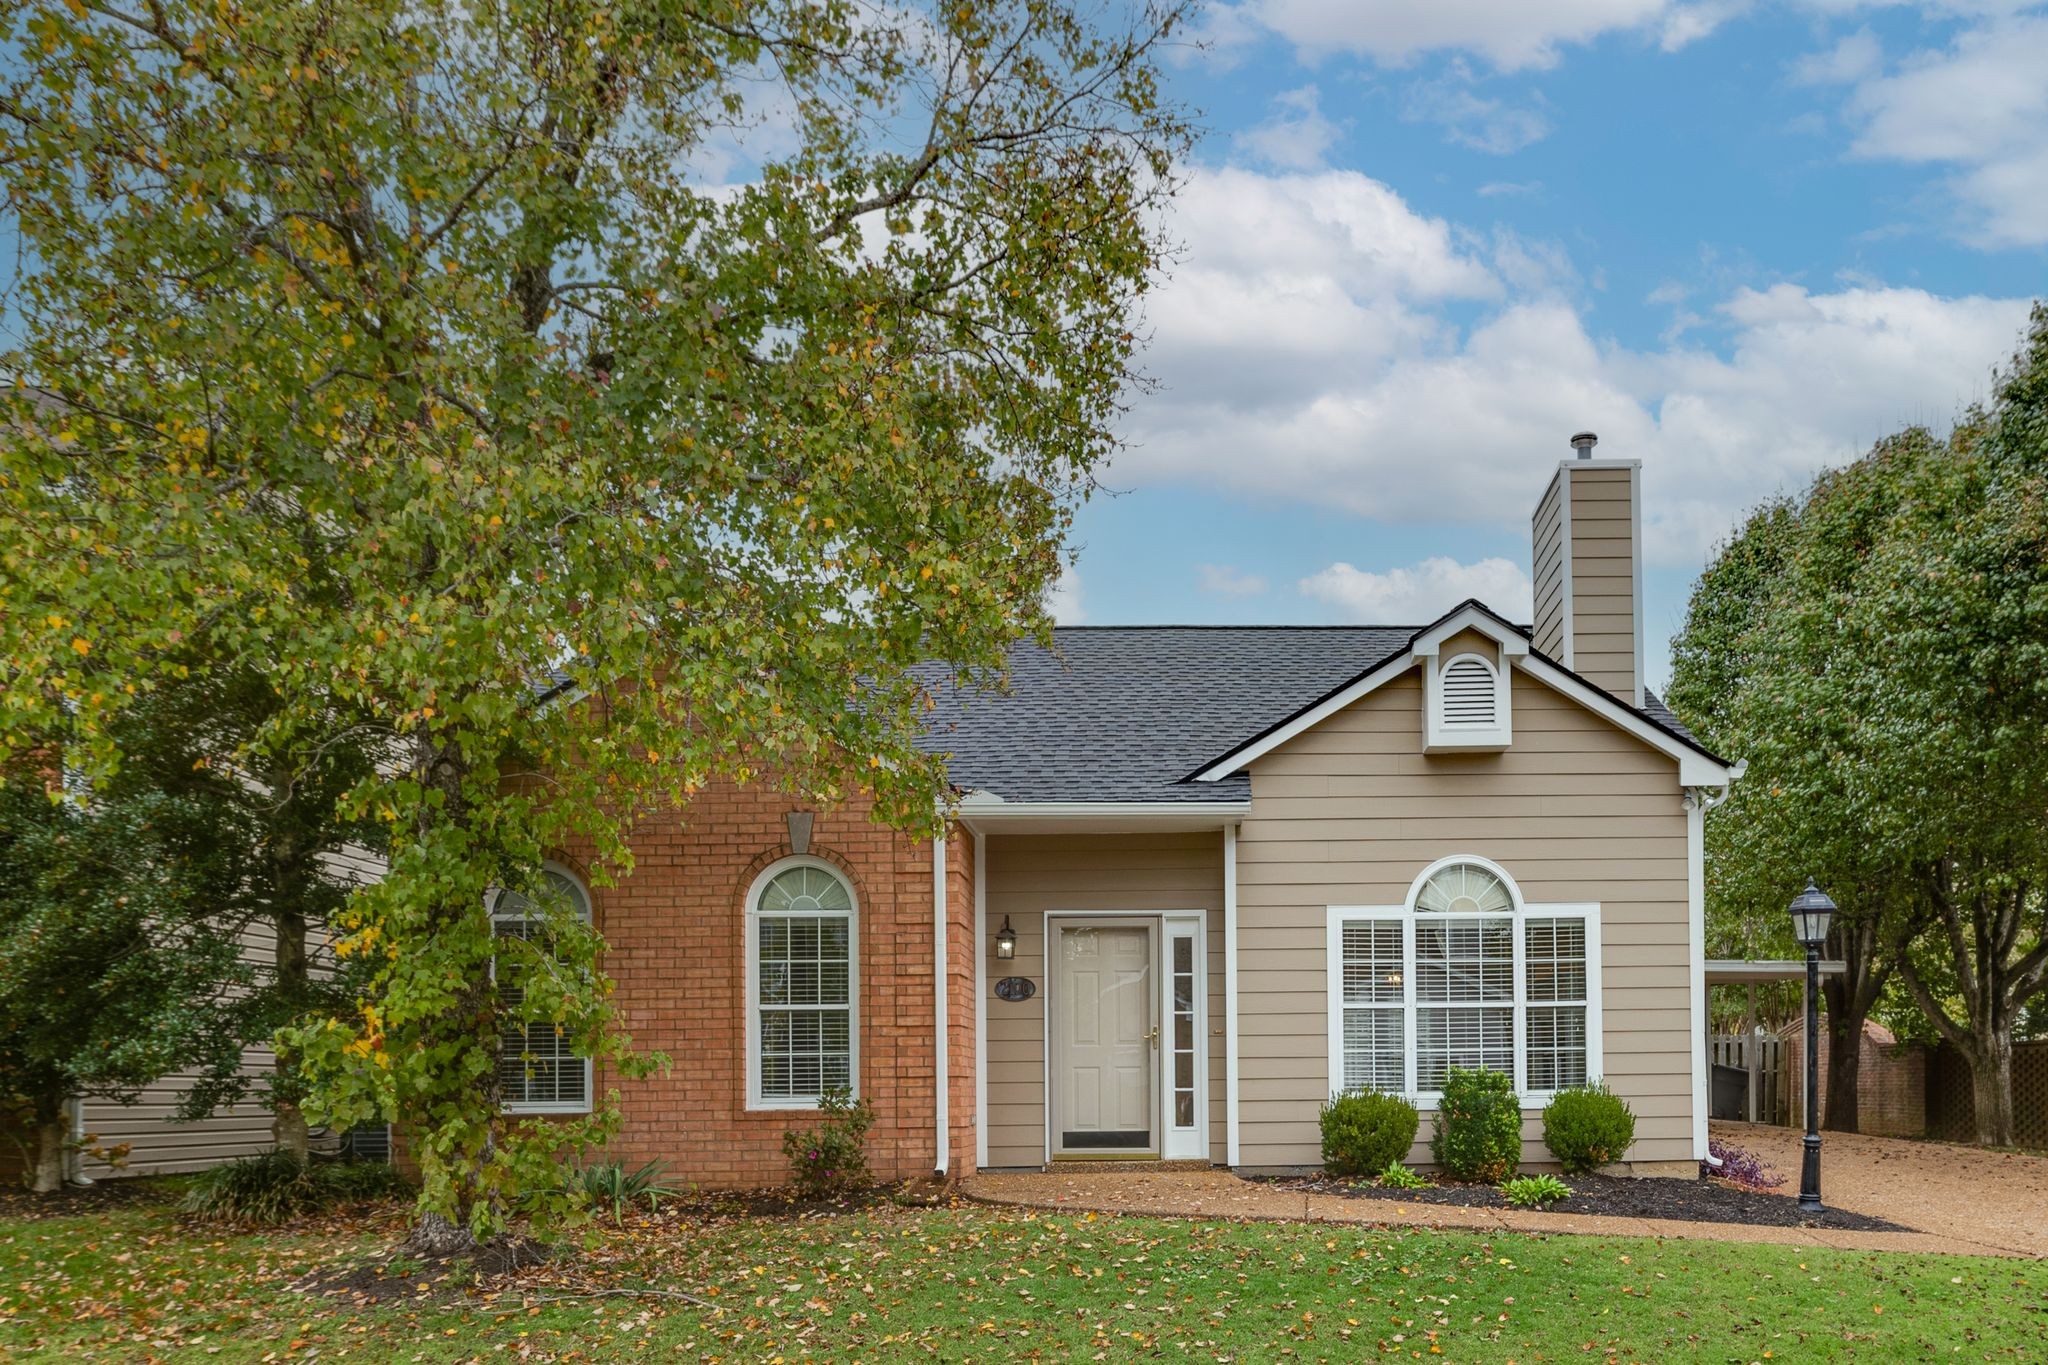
[1686,798,1709,1160]
[1224,822,1241,1168]
[973,828,988,1170]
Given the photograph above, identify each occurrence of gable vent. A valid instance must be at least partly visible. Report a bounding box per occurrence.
[1440,657,1498,728]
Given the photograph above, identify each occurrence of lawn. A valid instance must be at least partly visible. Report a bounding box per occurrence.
[1,1191,2043,1362]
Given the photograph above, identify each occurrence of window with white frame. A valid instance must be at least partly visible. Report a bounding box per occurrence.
[492,864,594,1113]
[748,859,857,1107]
[1329,858,1598,1102]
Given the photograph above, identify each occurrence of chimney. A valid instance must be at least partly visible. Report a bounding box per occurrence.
[1530,431,1644,707]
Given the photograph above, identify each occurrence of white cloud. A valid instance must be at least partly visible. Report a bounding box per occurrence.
[1401,64,1551,154]
[1251,0,1724,71]
[1299,556,1535,623]
[1821,14,2048,246]
[1477,180,1543,198]
[1046,566,1085,624]
[1118,165,2033,568]
[1791,28,1882,86]
[1233,86,1344,171]
[1197,563,1270,599]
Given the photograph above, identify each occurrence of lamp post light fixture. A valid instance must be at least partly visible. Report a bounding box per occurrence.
[994,915,1017,961]
[1788,878,1837,1214]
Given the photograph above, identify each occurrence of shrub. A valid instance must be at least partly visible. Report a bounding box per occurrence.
[1429,1067,1522,1182]
[1500,1174,1571,1209]
[578,1159,683,1223]
[1375,1161,1433,1190]
[781,1088,875,1197]
[1541,1083,1637,1174]
[1703,1139,1784,1189]
[181,1151,412,1226]
[1319,1089,1420,1178]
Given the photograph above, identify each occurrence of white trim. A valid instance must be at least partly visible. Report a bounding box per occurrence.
[1516,654,1733,785]
[743,855,861,1112]
[1629,463,1645,710]
[1686,800,1709,1161]
[1043,912,1169,1158]
[495,862,597,1116]
[973,829,989,1170]
[1409,603,1532,660]
[1160,912,1209,1161]
[933,834,950,1176]
[1326,858,1603,1112]
[1191,661,1410,782]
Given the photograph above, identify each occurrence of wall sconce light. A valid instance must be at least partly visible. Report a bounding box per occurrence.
[994,915,1017,960]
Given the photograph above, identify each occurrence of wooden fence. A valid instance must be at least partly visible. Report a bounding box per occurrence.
[1709,1030,1788,1125]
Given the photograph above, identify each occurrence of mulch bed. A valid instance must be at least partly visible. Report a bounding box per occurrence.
[1271,1173,1910,1232]
[0,1175,177,1219]
[297,1235,554,1305]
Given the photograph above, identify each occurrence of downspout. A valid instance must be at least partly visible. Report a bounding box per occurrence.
[933,830,950,1178]
[1224,823,1240,1168]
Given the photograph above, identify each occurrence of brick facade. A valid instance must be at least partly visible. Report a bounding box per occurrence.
[1786,1018,1927,1138]
[564,780,977,1188]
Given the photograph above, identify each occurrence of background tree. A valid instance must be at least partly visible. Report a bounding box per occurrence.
[0,782,245,1193]
[1669,307,2048,1143]
[2,0,1190,1250]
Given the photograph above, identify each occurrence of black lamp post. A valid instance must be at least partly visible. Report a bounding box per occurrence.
[1788,878,1836,1214]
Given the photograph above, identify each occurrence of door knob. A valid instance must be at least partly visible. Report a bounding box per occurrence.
[1145,1026,1159,1047]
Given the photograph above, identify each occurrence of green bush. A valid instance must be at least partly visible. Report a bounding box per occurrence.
[1375,1161,1432,1190]
[180,1151,412,1226]
[1429,1067,1522,1182]
[781,1088,875,1197]
[578,1159,683,1223]
[1500,1174,1571,1209]
[1319,1089,1420,1178]
[1541,1083,1637,1174]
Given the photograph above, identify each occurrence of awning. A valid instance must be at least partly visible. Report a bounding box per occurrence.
[1705,958,1846,985]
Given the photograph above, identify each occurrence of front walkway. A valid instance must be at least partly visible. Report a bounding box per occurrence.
[963,1122,2046,1259]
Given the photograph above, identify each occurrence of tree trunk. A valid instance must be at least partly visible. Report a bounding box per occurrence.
[1821,1001,1865,1134]
[1968,1031,2017,1148]
[404,1210,479,1258]
[273,1100,310,1161]
[28,1099,66,1196]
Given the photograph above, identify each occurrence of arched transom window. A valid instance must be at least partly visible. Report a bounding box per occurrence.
[1330,857,1600,1104]
[747,859,858,1108]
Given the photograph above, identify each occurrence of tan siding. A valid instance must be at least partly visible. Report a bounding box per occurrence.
[1235,668,1695,1170]
[1567,467,1637,701]
[1530,472,1566,658]
[981,832,1225,1169]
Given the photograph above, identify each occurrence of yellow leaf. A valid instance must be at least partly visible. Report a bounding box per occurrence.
[70,637,91,656]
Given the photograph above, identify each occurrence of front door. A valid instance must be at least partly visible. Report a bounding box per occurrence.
[1051,920,1157,1154]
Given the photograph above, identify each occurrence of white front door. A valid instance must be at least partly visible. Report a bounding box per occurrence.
[1052,920,1156,1154]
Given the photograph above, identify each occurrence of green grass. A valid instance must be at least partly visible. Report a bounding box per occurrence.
[1,1195,2042,1362]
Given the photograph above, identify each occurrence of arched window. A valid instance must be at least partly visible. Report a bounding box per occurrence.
[1329,856,1599,1103]
[746,858,858,1108]
[492,863,593,1113]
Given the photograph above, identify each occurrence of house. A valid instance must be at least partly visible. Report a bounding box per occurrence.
[527,435,1738,1185]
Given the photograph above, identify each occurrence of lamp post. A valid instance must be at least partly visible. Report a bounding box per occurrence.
[1788,879,1836,1214]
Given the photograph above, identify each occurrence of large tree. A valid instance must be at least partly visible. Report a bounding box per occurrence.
[1,0,1190,1249]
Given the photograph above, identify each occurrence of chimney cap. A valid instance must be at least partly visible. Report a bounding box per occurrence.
[1569,431,1598,458]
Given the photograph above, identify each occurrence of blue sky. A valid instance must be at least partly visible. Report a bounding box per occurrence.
[1056,0,2046,688]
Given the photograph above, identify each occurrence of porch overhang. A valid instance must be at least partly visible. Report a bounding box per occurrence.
[953,793,1250,834]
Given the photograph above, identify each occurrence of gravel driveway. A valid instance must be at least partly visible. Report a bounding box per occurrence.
[1712,1120,2048,1257]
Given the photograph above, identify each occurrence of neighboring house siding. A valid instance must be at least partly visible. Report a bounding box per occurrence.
[1236,667,1693,1170]
[79,842,383,1179]
[1566,467,1638,702]
[981,833,1226,1169]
